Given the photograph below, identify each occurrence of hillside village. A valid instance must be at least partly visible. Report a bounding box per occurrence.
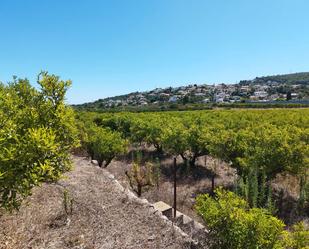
[77,73,309,109]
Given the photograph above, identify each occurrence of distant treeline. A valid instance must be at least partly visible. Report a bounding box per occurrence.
[74,101,309,113]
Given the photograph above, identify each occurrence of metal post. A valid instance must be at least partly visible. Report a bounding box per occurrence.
[173,157,177,218]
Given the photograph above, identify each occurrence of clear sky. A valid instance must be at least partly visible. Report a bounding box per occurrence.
[0,0,308,104]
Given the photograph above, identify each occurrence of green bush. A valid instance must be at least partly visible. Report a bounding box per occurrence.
[196,188,285,249]
[281,222,309,249]
[91,128,127,167]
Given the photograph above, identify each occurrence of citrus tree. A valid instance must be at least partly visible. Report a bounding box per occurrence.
[0,73,79,210]
[91,128,127,167]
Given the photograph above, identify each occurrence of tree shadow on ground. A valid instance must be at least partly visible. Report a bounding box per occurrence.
[160,161,216,185]
[116,147,170,164]
[272,188,309,225]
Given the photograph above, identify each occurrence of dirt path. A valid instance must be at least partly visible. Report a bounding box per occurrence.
[0,156,191,249]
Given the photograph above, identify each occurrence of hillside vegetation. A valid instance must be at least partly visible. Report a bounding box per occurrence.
[251,72,309,85]
[74,72,309,111]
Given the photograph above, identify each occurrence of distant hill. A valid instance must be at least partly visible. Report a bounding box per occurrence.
[74,72,309,111]
[240,72,309,85]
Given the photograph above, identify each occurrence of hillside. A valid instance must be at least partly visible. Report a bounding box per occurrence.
[0,156,191,249]
[74,72,309,111]
[250,72,309,85]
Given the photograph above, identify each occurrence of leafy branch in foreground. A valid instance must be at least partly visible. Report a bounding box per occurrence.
[0,72,79,211]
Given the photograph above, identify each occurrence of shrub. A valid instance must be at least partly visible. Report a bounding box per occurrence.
[196,188,285,249]
[92,128,127,167]
[282,222,309,249]
[63,189,74,216]
[125,161,154,197]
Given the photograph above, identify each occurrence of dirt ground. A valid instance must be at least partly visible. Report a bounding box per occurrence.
[0,156,192,249]
[105,147,306,225]
[106,148,237,223]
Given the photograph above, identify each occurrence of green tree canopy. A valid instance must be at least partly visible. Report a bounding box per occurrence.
[0,72,79,210]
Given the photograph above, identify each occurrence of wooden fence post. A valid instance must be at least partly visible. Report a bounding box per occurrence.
[173,157,177,218]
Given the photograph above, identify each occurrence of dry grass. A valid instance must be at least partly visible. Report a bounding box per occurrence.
[0,157,191,249]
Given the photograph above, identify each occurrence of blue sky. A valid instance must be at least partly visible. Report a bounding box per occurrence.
[0,0,308,104]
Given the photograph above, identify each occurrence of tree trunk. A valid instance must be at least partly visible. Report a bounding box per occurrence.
[90,154,94,160]
[211,173,215,195]
[104,157,113,167]
[154,144,163,154]
[189,155,197,167]
[137,184,142,197]
[180,153,187,164]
